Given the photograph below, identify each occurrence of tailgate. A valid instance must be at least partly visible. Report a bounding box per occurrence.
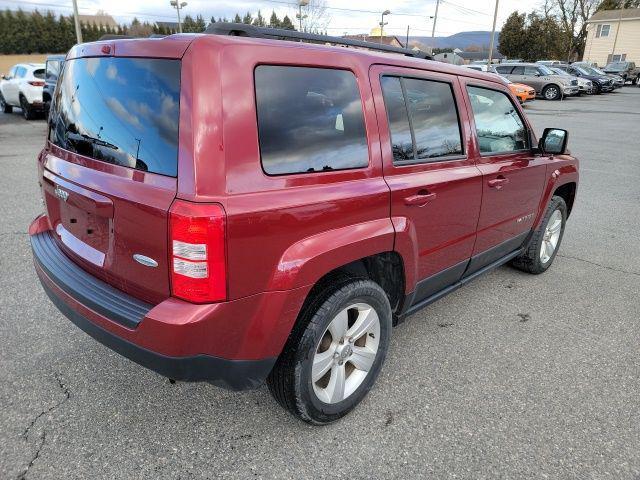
[42,55,182,304]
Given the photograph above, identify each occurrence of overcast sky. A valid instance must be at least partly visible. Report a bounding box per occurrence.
[3,0,542,37]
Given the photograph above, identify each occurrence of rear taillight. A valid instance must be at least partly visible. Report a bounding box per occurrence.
[169,200,226,303]
[28,81,45,87]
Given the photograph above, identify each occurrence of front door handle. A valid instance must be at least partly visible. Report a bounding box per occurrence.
[488,176,509,189]
[404,190,437,207]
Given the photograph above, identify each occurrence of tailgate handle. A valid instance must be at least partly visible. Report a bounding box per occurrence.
[43,171,114,218]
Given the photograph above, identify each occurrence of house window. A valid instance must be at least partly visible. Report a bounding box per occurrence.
[596,24,611,38]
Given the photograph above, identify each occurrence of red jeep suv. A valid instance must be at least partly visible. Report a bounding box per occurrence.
[29,25,578,424]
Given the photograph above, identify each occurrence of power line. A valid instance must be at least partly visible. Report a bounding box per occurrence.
[441,0,491,16]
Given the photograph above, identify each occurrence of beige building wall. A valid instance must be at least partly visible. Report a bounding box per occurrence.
[583,18,640,66]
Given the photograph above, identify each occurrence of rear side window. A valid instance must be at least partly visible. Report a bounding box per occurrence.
[33,69,45,79]
[380,77,413,161]
[495,65,513,74]
[254,66,368,175]
[48,57,181,177]
[381,75,463,164]
[467,86,529,154]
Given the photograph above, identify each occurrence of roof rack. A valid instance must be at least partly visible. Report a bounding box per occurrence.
[205,23,432,60]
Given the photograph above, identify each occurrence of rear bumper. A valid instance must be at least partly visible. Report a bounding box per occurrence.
[29,226,294,390]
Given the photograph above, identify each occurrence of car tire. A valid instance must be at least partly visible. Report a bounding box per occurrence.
[267,278,392,425]
[511,195,567,275]
[0,92,12,113]
[20,95,35,120]
[542,84,561,100]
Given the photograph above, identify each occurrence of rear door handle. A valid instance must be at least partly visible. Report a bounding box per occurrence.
[404,191,437,207]
[488,176,509,189]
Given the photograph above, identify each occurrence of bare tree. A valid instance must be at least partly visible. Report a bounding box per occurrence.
[546,0,598,60]
[300,0,331,33]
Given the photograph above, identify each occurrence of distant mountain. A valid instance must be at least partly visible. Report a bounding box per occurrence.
[409,31,500,50]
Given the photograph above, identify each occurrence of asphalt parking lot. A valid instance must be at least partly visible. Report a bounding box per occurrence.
[1,88,639,479]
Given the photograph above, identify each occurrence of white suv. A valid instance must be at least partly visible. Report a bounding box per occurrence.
[0,63,46,120]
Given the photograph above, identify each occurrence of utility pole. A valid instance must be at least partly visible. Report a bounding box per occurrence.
[610,4,625,63]
[170,1,187,34]
[406,25,410,49]
[71,0,82,44]
[431,0,440,39]
[487,0,499,67]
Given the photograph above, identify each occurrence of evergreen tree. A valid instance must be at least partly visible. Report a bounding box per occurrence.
[253,10,266,27]
[280,15,295,30]
[269,11,281,28]
[194,14,206,32]
[242,12,252,24]
[498,12,527,59]
[233,13,242,23]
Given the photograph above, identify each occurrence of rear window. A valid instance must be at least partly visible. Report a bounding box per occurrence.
[33,69,45,79]
[254,66,369,175]
[48,57,180,177]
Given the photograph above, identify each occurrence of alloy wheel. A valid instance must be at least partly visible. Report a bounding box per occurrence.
[540,209,562,263]
[545,86,559,100]
[312,303,380,404]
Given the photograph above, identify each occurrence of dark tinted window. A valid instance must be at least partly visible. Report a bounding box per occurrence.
[511,66,525,75]
[467,86,529,154]
[255,66,368,175]
[33,68,45,79]
[48,57,180,176]
[495,65,513,74]
[403,78,463,160]
[380,76,414,162]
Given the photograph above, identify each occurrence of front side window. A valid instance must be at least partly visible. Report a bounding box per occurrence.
[381,75,463,164]
[254,66,368,175]
[467,86,529,154]
[48,57,181,176]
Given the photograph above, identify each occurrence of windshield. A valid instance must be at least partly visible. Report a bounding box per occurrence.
[573,66,592,76]
[48,57,181,177]
[498,74,512,84]
[550,68,565,75]
[605,62,626,71]
[589,66,607,75]
[537,65,554,75]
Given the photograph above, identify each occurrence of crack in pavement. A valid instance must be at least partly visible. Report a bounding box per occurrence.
[17,372,70,480]
[16,432,46,480]
[557,254,640,277]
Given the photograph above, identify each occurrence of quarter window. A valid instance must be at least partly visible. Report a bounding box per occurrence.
[381,75,463,164]
[254,66,369,175]
[467,86,529,154]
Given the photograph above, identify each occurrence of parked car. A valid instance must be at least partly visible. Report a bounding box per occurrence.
[556,64,614,94]
[0,63,46,119]
[602,61,639,85]
[574,63,624,89]
[496,74,536,104]
[463,64,497,73]
[550,67,594,95]
[29,26,579,424]
[495,63,579,99]
[536,60,567,67]
[43,55,65,115]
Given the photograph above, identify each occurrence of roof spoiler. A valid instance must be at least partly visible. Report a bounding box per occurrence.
[205,22,432,60]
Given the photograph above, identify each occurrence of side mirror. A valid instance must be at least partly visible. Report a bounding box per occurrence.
[534,72,541,77]
[539,128,569,155]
